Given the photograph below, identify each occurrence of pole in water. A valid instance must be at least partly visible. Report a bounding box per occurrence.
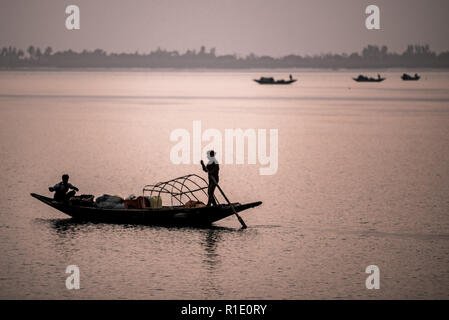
[209,175,247,229]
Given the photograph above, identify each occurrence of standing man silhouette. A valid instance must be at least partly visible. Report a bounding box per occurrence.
[201,150,219,207]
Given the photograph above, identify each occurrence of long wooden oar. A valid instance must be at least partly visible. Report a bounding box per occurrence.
[208,175,248,229]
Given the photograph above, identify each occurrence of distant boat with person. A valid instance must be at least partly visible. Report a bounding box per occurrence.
[353,74,385,82]
[254,74,297,85]
[401,73,420,81]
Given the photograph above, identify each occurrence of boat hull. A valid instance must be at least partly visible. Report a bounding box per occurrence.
[353,78,385,82]
[31,193,261,226]
[401,77,420,81]
[254,79,297,85]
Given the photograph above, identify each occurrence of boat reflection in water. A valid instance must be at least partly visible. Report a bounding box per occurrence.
[48,217,247,298]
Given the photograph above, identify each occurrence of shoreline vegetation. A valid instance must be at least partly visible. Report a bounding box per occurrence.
[1,44,449,69]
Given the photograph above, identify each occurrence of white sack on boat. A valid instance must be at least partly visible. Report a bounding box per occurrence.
[95,194,124,204]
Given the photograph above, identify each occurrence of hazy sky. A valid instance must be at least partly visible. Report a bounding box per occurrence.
[1,0,448,56]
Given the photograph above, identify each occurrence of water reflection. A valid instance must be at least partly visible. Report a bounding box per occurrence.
[199,229,223,297]
[44,217,251,298]
[201,229,222,271]
[50,218,92,233]
[48,218,237,235]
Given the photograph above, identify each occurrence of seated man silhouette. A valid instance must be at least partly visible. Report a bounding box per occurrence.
[200,150,219,207]
[49,174,79,202]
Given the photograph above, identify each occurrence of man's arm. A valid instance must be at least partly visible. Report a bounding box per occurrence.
[49,183,59,192]
[68,183,79,192]
[200,160,208,173]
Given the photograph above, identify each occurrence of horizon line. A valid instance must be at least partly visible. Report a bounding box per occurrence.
[2,43,447,58]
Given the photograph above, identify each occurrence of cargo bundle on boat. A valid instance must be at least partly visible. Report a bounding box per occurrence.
[31,174,261,226]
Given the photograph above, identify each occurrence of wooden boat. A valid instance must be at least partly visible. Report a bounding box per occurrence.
[31,174,262,226]
[401,73,420,81]
[254,76,297,85]
[353,75,385,82]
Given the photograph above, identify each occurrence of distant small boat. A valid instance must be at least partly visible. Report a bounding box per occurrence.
[353,74,385,82]
[254,76,297,85]
[401,73,420,81]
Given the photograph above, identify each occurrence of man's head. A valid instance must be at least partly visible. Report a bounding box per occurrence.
[62,174,69,183]
[207,150,217,164]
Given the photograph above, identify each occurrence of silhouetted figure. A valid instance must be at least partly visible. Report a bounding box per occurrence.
[49,174,79,202]
[201,150,219,207]
[377,74,381,80]
[401,73,420,81]
[289,74,293,81]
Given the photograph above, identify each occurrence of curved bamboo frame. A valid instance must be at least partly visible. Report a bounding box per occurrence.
[142,174,220,207]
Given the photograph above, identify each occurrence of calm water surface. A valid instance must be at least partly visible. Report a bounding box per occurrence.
[0,70,448,299]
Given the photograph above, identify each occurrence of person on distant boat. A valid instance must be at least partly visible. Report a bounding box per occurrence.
[201,150,219,207]
[377,74,381,79]
[49,174,79,202]
[289,74,293,81]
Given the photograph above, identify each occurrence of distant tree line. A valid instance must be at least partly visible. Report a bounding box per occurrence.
[1,44,449,69]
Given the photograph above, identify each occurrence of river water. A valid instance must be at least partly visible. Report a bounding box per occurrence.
[0,70,448,299]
